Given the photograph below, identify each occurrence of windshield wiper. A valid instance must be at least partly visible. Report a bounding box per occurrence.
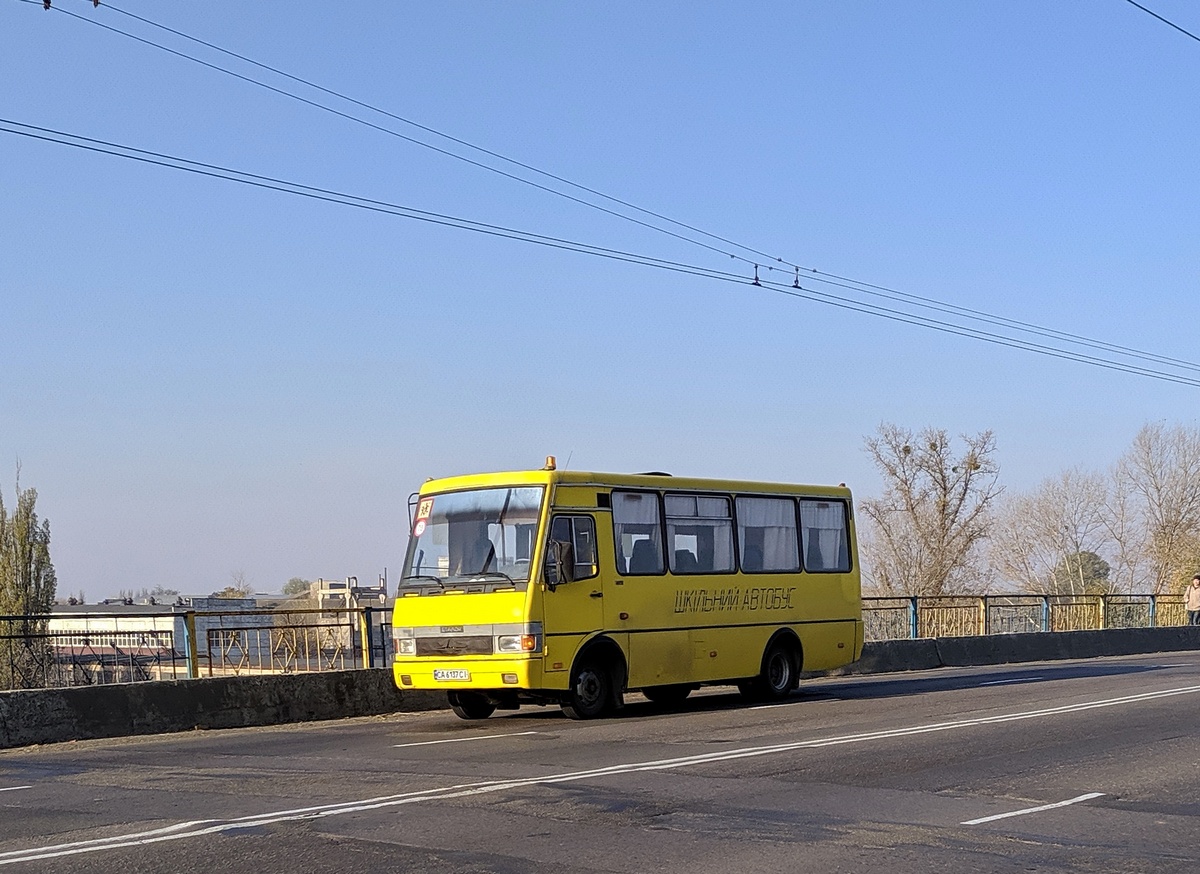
[402,574,445,589]
[468,571,517,585]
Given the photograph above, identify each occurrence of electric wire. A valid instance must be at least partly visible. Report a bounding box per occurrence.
[1123,0,1200,44]
[4,116,1200,390]
[799,268,1200,374]
[26,0,1185,373]
[81,0,782,272]
[28,0,745,267]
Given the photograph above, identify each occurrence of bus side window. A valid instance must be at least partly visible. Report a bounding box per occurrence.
[736,495,800,573]
[613,491,664,575]
[545,515,598,586]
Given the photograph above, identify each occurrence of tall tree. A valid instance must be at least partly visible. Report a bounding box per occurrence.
[0,480,57,689]
[860,424,1002,595]
[1114,423,1200,594]
[0,483,56,614]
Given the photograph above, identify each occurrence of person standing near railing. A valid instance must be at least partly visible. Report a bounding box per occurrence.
[1186,575,1200,626]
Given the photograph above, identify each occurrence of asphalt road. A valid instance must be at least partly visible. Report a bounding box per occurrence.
[3,653,1200,873]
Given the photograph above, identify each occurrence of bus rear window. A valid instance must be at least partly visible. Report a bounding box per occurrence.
[800,499,851,572]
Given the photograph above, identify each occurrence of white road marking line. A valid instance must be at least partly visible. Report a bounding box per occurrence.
[393,731,540,748]
[6,683,1200,865]
[748,700,808,710]
[979,677,1044,686]
[0,821,218,860]
[962,792,1106,825]
[0,787,31,793]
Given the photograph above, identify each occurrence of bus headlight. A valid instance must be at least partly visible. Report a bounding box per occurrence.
[496,633,541,653]
[393,630,416,655]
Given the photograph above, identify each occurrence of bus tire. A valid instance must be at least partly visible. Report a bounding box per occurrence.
[642,684,694,707]
[561,656,613,720]
[448,691,496,720]
[738,637,799,702]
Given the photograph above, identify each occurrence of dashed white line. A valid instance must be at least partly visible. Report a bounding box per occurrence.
[0,787,31,793]
[393,731,540,748]
[962,792,1105,825]
[5,684,1200,865]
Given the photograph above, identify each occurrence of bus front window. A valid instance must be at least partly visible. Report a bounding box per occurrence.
[402,486,544,586]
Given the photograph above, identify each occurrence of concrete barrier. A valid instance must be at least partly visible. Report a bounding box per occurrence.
[4,626,1200,748]
[0,670,442,749]
[826,625,1200,676]
[832,638,943,675]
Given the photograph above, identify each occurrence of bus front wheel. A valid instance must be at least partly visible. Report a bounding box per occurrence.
[562,658,613,720]
[738,639,799,702]
[448,691,496,720]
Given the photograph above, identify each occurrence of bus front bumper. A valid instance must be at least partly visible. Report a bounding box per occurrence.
[391,657,551,693]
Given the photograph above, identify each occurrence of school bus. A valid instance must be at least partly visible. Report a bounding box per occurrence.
[391,459,863,719]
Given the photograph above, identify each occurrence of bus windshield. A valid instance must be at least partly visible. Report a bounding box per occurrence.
[401,486,545,586]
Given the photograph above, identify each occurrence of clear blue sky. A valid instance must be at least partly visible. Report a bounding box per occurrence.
[3,1,1198,598]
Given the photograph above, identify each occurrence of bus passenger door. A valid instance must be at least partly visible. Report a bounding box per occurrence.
[540,515,606,677]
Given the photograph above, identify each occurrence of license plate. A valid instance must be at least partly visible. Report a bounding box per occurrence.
[433,669,471,682]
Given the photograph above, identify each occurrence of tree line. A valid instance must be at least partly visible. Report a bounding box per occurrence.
[5,421,1198,622]
[860,421,1200,597]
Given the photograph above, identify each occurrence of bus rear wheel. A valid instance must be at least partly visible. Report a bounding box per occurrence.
[642,684,695,707]
[561,658,613,720]
[448,691,496,720]
[738,639,799,702]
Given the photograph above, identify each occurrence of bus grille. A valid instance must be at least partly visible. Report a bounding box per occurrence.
[416,635,493,656]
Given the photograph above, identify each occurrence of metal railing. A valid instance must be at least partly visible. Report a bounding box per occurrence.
[0,607,393,691]
[862,594,1189,641]
[1,594,1193,691]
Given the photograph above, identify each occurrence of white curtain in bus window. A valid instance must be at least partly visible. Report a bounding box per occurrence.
[799,500,850,572]
[665,494,734,573]
[613,491,664,575]
[736,496,800,572]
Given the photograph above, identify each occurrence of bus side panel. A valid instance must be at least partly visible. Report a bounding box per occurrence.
[690,624,767,683]
[627,629,691,687]
[796,620,860,672]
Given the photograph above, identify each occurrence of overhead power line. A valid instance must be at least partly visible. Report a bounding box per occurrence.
[4,116,1200,390]
[29,0,754,269]
[29,0,1183,374]
[1123,0,1200,43]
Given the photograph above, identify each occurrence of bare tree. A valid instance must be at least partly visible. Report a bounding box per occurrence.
[211,570,253,600]
[1114,423,1200,594]
[1103,472,1152,593]
[990,468,1114,594]
[860,424,1002,595]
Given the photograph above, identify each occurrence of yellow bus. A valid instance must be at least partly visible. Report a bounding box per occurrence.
[391,459,863,719]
